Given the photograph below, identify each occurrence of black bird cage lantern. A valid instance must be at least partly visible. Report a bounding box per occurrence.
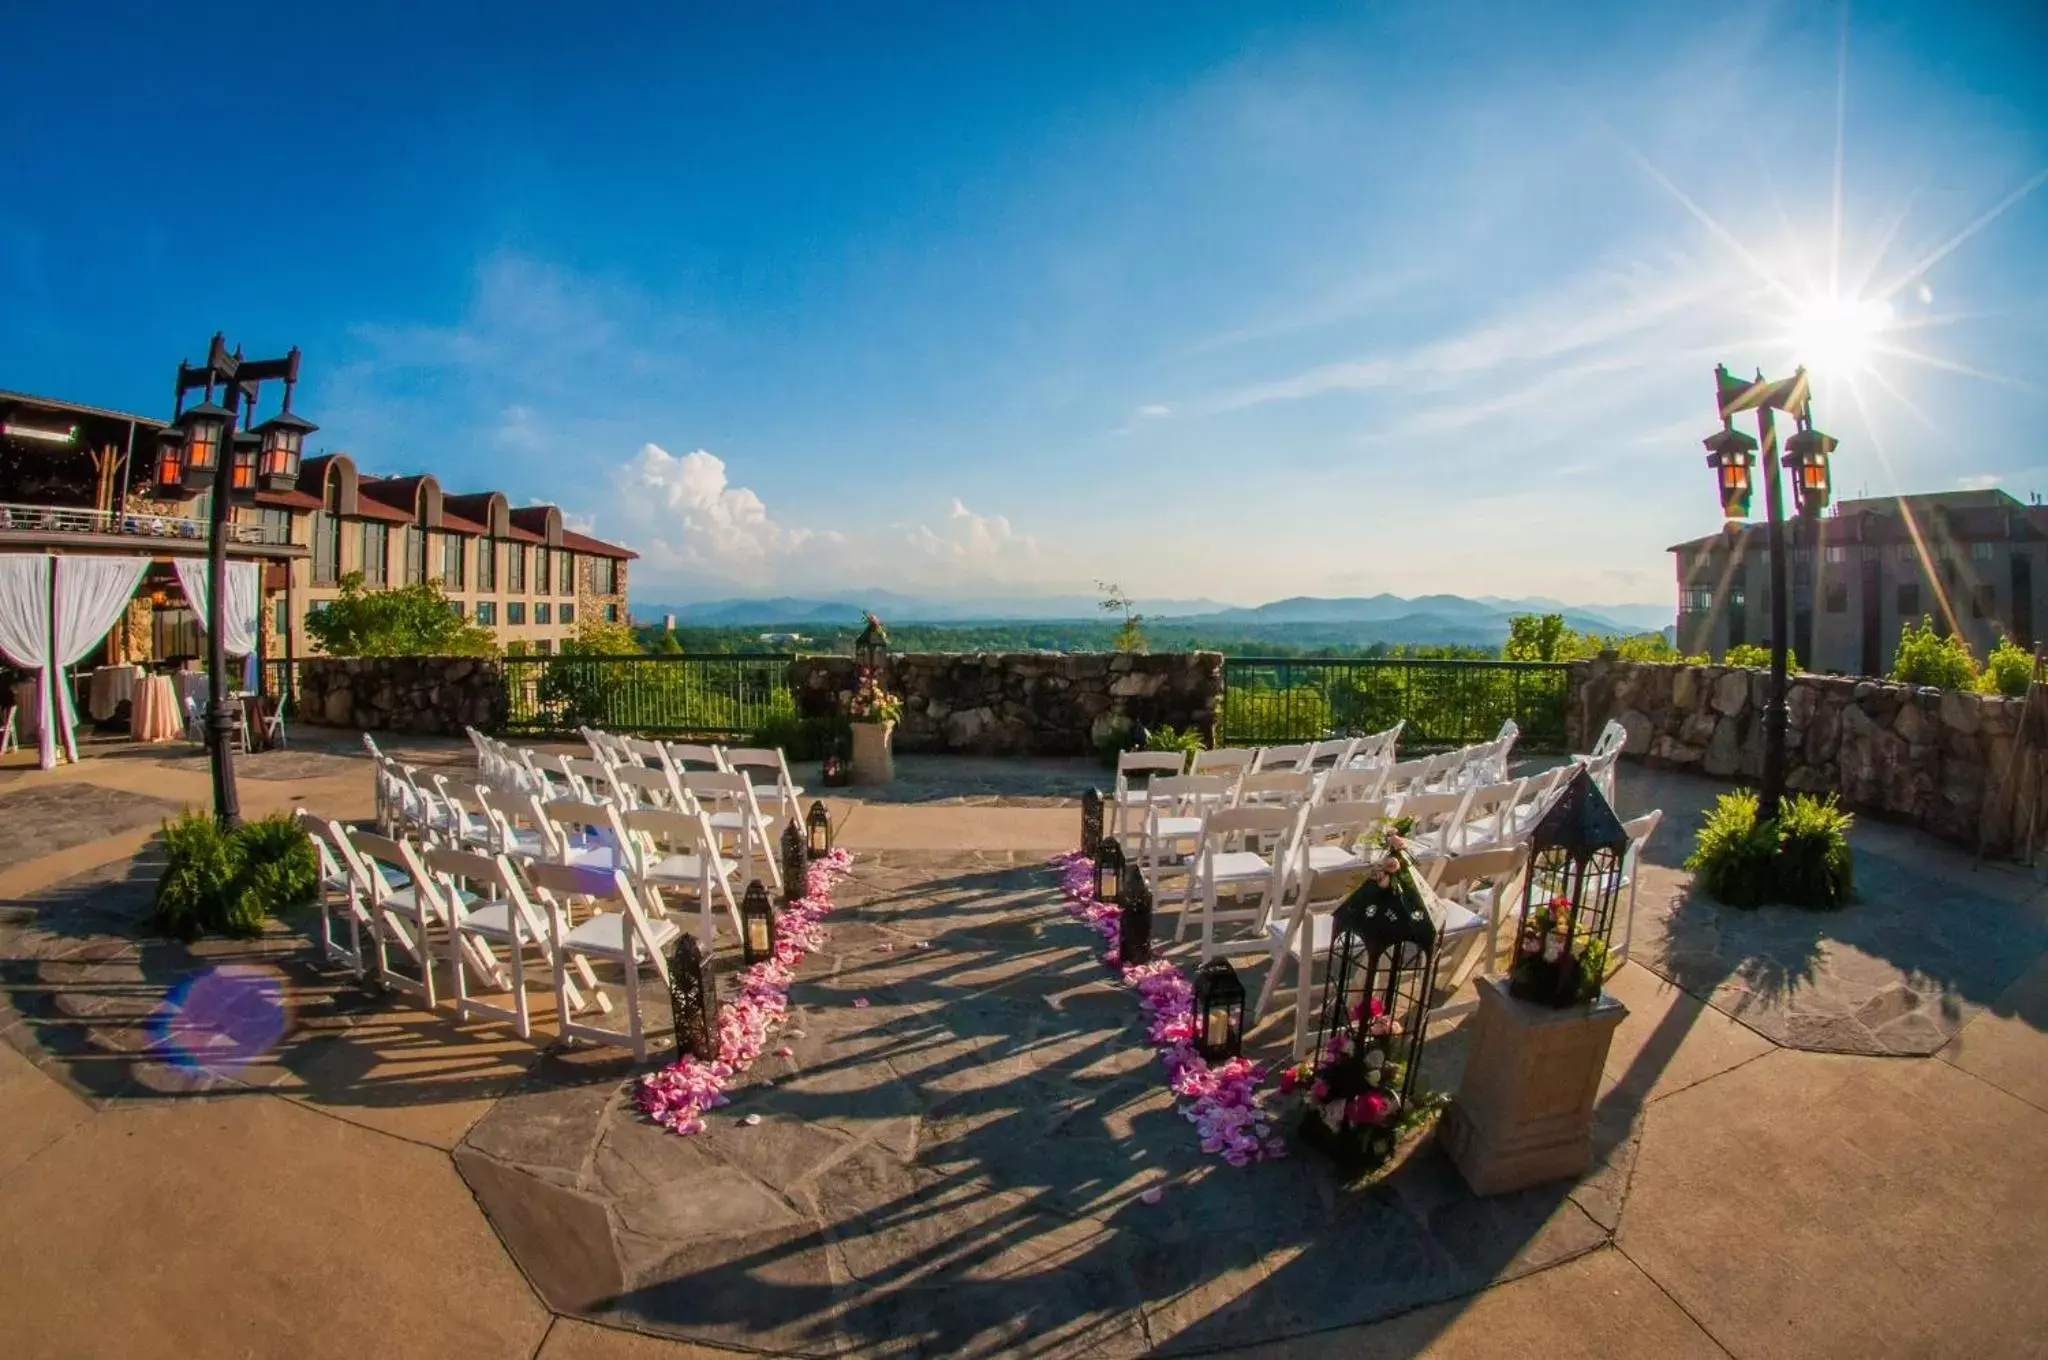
[1094,836,1124,905]
[740,879,778,967]
[806,799,833,857]
[1080,788,1104,861]
[1702,426,1758,521]
[780,820,809,908]
[1784,423,1838,519]
[1191,956,1246,1062]
[1116,862,1153,968]
[227,431,262,502]
[668,933,720,1060]
[151,426,188,495]
[855,612,889,673]
[1508,765,1628,1009]
[252,407,316,493]
[1300,854,1442,1170]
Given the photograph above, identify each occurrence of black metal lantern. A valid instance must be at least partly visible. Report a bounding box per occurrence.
[1703,426,1759,520]
[176,399,229,480]
[806,799,833,857]
[1508,764,1628,1009]
[1191,956,1246,1062]
[668,932,720,1060]
[1784,423,1837,519]
[151,426,188,495]
[855,612,889,673]
[227,431,262,502]
[1080,788,1104,861]
[1301,854,1442,1170]
[252,408,315,493]
[740,878,778,967]
[1094,836,1124,905]
[1116,862,1152,968]
[780,819,808,908]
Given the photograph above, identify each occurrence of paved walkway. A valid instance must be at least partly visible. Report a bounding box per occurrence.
[0,736,2043,1357]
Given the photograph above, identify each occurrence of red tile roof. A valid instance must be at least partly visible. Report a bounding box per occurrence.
[438,510,486,536]
[563,529,637,560]
[255,488,322,511]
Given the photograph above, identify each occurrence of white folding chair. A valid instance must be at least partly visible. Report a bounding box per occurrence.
[477,785,557,861]
[681,771,780,895]
[1248,744,1312,774]
[1290,800,1389,885]
[298,810,374,977]
[1398,787,1477,868]
[425,846,568,1039]
[1426,844,1529,990]
[1584,718,1628,762]
[619,735,671,771]
[620,806,742,946]
[1252,864,1371,1060]
[1583,749,1621,804]
[0,702,16,755]
[1303,737,1360,771]
[263,694,289,749]
[1181,805,1297,960]
[541,798,633,873]
[1615,810,1665,967]
[1319,765,1390,806]
[1234,768,1314,809]
[429,774,495,850]
[521,860,679,1062]
[1452,779,1529,855]
[557,755,620,805]
[721,747,806,816]
[1377,755,1440,809]
[1133,773,1233,909]
[343,829,448,1005]
[1111,751,1188,839]
[663,741,728,775]
[609,762,686,812]
[1347,722,1404,768]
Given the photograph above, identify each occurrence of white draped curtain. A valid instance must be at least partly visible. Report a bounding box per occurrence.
[172,560,260,657]
[52,557,150,766]
[0,554,54,766]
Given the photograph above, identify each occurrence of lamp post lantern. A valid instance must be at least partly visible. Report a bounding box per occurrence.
[167,334,313,828]
[1702,364,1836,817]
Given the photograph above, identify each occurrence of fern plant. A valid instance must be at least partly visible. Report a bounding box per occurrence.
[1891,615,1979,689]
[1686,791,1855,910]
[150,811,317,941]
[1774,794,1855,910]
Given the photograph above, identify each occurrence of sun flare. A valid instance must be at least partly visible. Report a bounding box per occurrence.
[1785,291,1897,378]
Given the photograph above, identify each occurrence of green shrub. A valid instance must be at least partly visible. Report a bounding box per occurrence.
[150,811,317,941]
[1723,642,1799,671]
[1094,716,1133,766]
[1891,615,1979,690]
[1143,724,1206,762]
[1686,790,1854,910]
[1774,794,1855,910]
[1980,633,2034,698]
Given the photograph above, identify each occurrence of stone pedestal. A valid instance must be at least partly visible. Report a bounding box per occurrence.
[1440,975,1626,1196]
[850,720,895,785]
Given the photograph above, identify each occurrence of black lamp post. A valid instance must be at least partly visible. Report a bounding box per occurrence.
[161,334,313,829]
[1703,365,1836,817]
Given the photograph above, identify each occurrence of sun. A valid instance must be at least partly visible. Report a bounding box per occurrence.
[1786,291,1897,378]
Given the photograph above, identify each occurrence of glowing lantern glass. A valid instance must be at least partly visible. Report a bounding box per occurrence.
[1080,788,1104,861]
[1784,425,1837,519]
[1507,765,1628,1009]
[1703,426,1758,521]
[667,933,720,1060]
[1094,836,1124,905]
[152,427,187,495]
[806,800,833,857]
[228,431,261,501]
[1116,862,1152,968]
[1301,852,1442,1169]
[780,820,808,908]
[252,408,315,493]
[740,879,778,966]
[1191,956,1246,1062]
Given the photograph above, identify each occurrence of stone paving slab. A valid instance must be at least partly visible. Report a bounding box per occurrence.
[0,780,181,867]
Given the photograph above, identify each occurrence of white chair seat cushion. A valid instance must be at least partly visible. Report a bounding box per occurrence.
[1304,845,1368,873]
[707,811,768,833]
[750,784,804,802]
[502,829,549,857]
[566,844,620,871]
[646,853,734,883]
[565,910,680,959]
[1206,850,1275,883]
[456,902,521,940]
[1150,816,1204,840]
[1438,898,1485,936]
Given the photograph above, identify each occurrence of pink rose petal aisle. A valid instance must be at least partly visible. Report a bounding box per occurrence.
[1052,852,1286,1166]
[637,848,855,1136]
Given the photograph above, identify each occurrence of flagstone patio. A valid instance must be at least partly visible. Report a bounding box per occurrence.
[0,736,2044,1357]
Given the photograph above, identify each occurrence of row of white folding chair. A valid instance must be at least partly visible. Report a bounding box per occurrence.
[1109,727,1404,838]
[542,746,783,895]
[581,728,807,818]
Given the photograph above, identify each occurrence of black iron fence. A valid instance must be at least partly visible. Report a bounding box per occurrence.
[1220,657,1571,750]
[500,653,798,739]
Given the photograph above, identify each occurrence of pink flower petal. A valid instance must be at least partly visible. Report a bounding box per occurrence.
[852,997,870,1009]
[1139,1186,1164,1205]
[741,1113,762,1126]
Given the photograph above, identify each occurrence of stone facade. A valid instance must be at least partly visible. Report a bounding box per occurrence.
[297,656,508,736]
[1567,655,2037,852]
[792,652,1225,756]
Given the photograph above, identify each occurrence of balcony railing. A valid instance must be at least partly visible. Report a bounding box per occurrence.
[0,502,282,546]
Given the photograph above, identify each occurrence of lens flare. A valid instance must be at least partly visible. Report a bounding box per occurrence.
[1788,293,1896,377]
[149,964,291,1075]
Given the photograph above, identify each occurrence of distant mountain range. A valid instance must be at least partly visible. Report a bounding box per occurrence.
[634,590,1675,644]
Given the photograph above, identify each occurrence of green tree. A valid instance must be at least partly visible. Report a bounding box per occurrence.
[304,573,497,656]
[1097,579,1146,653]
[1978,632,2033,697]
[1890,615,1980,690]
[1724,642,1801,671]
[1503,614,1586,662]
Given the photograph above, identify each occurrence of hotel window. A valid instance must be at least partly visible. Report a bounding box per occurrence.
[478,538,498,591]
[273,598,288,634]
[1974,585,1996,619]
[557,550,575,595]
[536,549,551,594]
[1824,583,1848,614]
[507,601,526,625]
[1682,588,1712,612]
[560,603,576,625]
[1898,583,1921,617]
[508,544,527,593]
[448,600,465,620]
[442,534,466,588]
[1825,546,1846,565]
[404,525,427,584]
[1973,541,1996,562]
[360,521,390,585]
[312,491,341,586]
[254,507,293,545]
[535,603,551,625]
[535,639,553,655]
[475,601,496,626]
[593,557,620,594]
[1730,587,1746,609]
[604,603,619,623]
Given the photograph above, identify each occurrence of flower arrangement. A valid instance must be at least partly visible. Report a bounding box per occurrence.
[636,847,854,1136]
[847,665,903,726]
[1054,852,1285,1166]
[1508,894,1609,1005]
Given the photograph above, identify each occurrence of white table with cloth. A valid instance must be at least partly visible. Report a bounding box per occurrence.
[88,664,140,721]
[130,674,183,743]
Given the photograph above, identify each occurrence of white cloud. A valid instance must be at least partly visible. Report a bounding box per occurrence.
[1956,473,2001,491]
[1134,403,1173,419]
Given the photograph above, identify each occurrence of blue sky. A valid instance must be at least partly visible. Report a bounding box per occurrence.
[3,1,2043,606]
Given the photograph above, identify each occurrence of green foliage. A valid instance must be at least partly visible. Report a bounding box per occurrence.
[1723,642,1801,671]
[1143,724,1205,761]
[1097,580,1146,653]
[747,690,846,760]
[1614,633,1706,664]
[1890,615,1980,690]
[563,617,643,657]
[1219,684,1335,742]
[1686,790,1854,910]
[151,811,317,941]
[1980,633,2034,698]
[1503,613,1581,662]
[304,573,498,657]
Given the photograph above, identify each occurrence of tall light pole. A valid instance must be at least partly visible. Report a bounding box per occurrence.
[156,334,315,827]
[1702,364,1838,815]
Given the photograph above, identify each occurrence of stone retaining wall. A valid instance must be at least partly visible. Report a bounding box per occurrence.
[1567,655,2038,852]
[297,656,508,736]
[792,652,1224,756]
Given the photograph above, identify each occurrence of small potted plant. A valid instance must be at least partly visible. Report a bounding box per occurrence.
[846,664,902,784]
